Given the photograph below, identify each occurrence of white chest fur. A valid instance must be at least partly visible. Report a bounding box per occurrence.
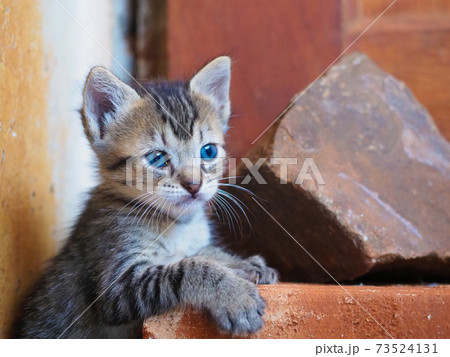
[150,211,211,265]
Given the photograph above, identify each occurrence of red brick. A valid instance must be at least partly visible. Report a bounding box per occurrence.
[218,53,450,283]
[143,283,450,338]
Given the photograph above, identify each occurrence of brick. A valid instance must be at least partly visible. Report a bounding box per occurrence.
[218,53,450,283]
[143,283,450,338]
[341,0,450,139]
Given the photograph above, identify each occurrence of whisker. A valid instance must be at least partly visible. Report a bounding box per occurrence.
[217,176,244,182]
[135,196,163,227]
[115,192,150,216]
[118,192,154,224]
[213,194,234,236]
[219,192,244,235]
[217,189,251,228]
[215,193,242,237]
[145,198,165,230]
[208,199,221,221]
[218,183,266,202]
[156,197,168,225]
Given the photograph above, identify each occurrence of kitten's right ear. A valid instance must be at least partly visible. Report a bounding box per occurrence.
[82,67,140,145]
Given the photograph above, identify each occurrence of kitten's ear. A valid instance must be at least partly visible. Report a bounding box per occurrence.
[82,66,140,145]
[190,56,231,131]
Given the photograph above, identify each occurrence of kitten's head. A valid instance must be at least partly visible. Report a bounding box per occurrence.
[82,56,231,216]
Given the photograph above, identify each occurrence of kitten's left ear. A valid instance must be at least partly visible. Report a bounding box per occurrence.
[190,56,231,132]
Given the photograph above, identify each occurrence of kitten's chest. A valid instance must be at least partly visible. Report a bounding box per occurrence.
[149,214,211,265]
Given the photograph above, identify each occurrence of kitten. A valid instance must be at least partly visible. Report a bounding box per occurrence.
[15,56,278,338]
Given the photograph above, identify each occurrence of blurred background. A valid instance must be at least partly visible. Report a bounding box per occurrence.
[1,0,449,338]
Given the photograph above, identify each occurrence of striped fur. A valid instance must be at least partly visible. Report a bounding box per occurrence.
[137,81,198,140]
[14,57,277,339]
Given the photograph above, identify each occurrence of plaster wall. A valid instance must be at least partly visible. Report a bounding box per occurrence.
[0,0,131,337]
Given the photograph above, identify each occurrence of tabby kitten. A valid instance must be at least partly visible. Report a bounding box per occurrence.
[15,56,278,338]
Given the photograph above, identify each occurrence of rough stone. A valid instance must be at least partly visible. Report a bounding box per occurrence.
[143,283,450,338]
[217,52,450,283]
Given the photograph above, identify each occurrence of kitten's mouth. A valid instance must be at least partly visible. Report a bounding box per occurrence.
[176,194,203,206]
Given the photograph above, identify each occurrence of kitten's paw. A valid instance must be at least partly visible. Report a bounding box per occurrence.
[231,255,278,285]
[208,278,266,335]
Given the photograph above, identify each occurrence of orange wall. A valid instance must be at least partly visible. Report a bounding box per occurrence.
[0,0,56,338]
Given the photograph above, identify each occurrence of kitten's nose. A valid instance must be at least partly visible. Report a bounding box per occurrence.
[181,181,202,196]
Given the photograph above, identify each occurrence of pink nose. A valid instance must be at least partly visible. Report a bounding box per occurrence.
[181,182,201,196]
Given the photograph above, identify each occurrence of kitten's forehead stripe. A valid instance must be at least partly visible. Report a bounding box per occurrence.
[138,81,198,141]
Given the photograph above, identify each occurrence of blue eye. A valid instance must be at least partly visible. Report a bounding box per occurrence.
[146,151,169,168]
[200,144,218,161]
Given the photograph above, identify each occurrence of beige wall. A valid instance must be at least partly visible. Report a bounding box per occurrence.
[0,0,55,338]
[0,0,128,338]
